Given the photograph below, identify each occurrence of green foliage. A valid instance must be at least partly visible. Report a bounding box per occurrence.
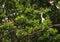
[0,22,16,30]
[16,29,28,38]
[15,15,27,25]
[0,0,60,42]
[54,34,60,40]
[47,28,58,35]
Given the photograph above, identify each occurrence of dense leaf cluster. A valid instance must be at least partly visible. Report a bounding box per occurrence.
[0,0,60,42]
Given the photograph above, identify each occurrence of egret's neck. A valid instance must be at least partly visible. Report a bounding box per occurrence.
[41,14,43,18]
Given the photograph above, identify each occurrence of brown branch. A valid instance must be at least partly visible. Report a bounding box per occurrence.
[49,24,60,27]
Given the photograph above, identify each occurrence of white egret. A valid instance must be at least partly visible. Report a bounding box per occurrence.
[49,0,54,5]
[5,18,8,20]
[2,4,5,8]
[10,14,13,16]
[10,13,16,16]
[56,5,59,9]
[2,19,5,22]
[41,13,45,23]
[13,13,16,15]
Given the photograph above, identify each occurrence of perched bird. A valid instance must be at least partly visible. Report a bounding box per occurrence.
[10,14,13,16]
[2,19,5,23]
[5,18,8,21]
[41,13,45,23]
[48,0,54,5]
[2,18,8,23]
[13,13,16,16]
[2,4,5,8]
[56,5,59,9]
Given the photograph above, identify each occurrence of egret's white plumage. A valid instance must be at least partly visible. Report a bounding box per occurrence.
[5,18,8,20]
[13,13,15,15]
[41,13,45,23]
[56,5,59,9]
[2,19,5,22]
[10,14,13,16]
[49,1,54,5]
[2,4,5,8]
